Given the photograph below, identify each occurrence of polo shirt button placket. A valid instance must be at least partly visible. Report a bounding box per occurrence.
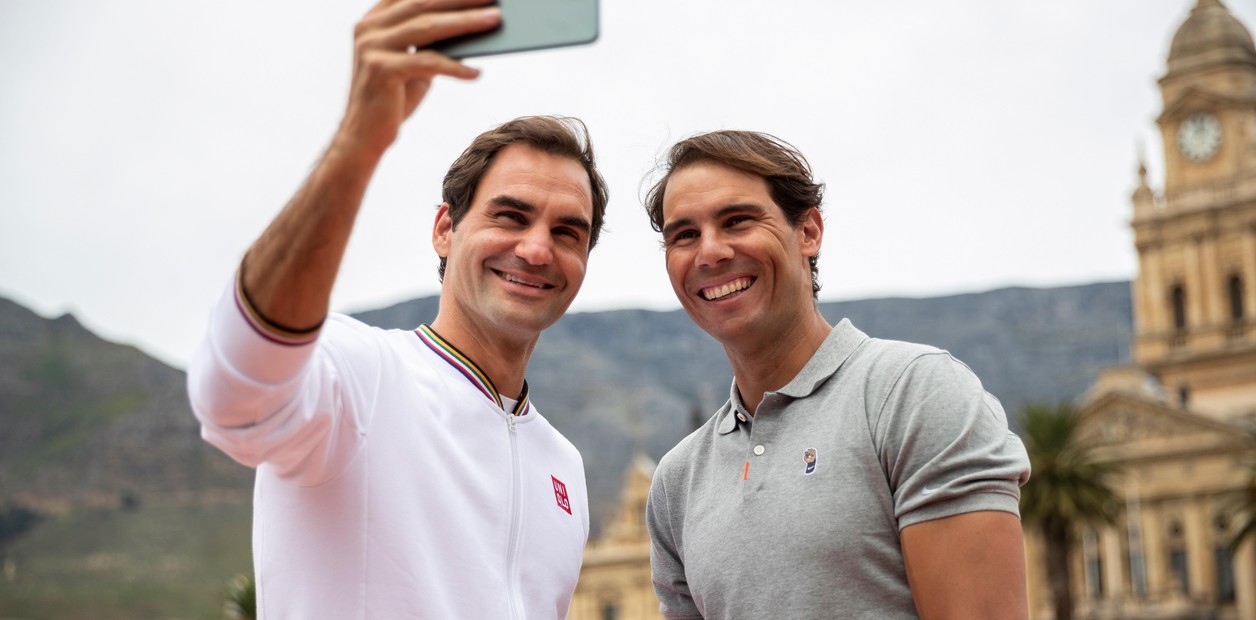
[743,441,767,493]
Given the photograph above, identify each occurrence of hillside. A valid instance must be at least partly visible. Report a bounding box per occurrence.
[0,298,249,510]
[355,280,1134,524]
[0,280,1135,616]
[0,280,1132,528]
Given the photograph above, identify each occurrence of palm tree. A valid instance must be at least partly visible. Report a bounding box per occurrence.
[223,572,256,620]
[1019,402,1120,620]
[1229,445,1256,553]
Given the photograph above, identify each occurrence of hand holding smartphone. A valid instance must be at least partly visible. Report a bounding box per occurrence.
[432,0,599,59]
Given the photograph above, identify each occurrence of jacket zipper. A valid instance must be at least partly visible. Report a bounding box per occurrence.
[506,414,523,619]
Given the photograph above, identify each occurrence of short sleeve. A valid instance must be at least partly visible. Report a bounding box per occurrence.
[872,352,1031,530]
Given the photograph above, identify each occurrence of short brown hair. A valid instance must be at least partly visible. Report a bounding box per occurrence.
[644,130,825,297]
[439,116,609,280]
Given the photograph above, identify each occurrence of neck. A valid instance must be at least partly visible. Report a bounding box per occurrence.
[428,315,536,399]
[726,307,831,415]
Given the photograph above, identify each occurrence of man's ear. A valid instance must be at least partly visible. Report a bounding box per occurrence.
[432,203,453,258]
[799,207,824,258]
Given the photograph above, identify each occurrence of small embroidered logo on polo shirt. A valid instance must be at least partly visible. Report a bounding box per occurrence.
[803,448,818,475]
[552,475,572,515]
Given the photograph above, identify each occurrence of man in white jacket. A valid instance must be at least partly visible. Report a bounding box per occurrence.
[186,1,608,617]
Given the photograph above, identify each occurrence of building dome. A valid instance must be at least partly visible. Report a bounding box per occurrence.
[1166,0,1256,76]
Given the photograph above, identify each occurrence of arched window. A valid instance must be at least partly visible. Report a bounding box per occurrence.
[1228,274,1244,322]
[1170,284,1187,331]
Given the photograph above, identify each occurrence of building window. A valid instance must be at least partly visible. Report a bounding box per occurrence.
[1129,550,1147,598]
[1229,274,1244,322]
[1171,284,1187,331]
[1170,549,1189,593]
[602,601,619,620]
[1215,514,1236,603]
[1215,546,1236,602]
[1168,519,1189,594]
[1127,522,1147,598]
[1084,528,1104,598]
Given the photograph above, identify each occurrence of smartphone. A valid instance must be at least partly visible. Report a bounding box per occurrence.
[432,0,599,59]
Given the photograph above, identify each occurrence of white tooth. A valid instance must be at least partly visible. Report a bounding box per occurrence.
[704,278,750,301]
[503,273,543,288]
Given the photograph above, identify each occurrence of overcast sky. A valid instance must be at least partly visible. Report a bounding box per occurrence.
[3,0,1252,368]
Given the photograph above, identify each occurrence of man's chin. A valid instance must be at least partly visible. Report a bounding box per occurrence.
[487,304,565,338]
[683,312,742,345]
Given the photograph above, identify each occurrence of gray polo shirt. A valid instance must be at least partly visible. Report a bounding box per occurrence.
[647,319,1030,619]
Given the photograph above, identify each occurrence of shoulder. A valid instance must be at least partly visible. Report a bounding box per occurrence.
[848,338,1005,432]
[323,312,410,340]
[845,337,975,395]
[321,313,426,361]
[853,336,947,371]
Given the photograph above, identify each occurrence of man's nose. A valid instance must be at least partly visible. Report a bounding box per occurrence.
[515,227,555,265]
[695,231,733,268]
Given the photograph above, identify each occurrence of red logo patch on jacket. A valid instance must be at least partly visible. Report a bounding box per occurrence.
[552,475,572,515]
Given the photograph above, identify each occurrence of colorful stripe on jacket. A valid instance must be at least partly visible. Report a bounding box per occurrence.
[416,324,531,416]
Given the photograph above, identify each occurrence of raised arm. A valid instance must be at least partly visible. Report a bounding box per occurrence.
[240,0,501,334]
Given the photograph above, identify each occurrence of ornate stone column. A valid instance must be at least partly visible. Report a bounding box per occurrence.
[1142,504,1169,599]
[1243,225,1256,324]
[1187,235,1206,335]
[1184,498,1214,601]
[1103,523,1127,603]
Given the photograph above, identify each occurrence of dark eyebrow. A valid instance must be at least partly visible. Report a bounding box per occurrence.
[489,195,536,213]
[489,195,591,234]
[661,216,693,240]
[661,203,766,239]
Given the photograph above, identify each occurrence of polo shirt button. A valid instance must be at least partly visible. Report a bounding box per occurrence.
[736,413,747,422]
[753,445,765,456]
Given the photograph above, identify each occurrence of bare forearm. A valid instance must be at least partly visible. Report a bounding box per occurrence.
[242,139,383,331]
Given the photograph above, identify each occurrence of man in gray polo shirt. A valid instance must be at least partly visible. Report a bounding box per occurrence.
[643,130,1032,619]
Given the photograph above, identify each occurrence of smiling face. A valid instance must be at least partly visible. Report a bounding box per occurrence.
[661,161,823,349]
[432,143,594,345]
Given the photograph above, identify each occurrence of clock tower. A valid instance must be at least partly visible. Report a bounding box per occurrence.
[1130,0,1256,422]
[1041,5,1256,618]
[1157,0,1256,193]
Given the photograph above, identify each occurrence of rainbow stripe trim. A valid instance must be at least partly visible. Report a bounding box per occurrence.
[416,324,530,417]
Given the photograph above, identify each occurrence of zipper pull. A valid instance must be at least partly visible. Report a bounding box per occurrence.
[508,414,517,433]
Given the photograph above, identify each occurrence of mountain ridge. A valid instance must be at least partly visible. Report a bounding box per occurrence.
[1,280,1132,528]
[352,280,1133,525]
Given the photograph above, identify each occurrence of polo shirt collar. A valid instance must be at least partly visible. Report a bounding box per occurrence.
[717,384,749,434]
[714,319,867,434]
[776,318,868,399]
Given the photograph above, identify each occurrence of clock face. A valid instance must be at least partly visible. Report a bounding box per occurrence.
[1177,112,1222,162]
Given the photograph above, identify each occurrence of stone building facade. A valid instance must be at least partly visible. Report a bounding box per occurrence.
[1025,1,1256,618]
